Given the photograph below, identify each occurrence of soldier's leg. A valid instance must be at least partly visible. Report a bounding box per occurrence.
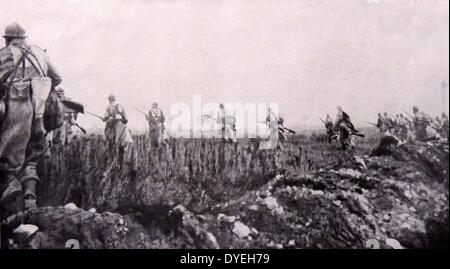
[21,117,47,210]
[0,97,34,212]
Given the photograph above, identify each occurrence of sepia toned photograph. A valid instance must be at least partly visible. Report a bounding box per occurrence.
[0,0,448,252]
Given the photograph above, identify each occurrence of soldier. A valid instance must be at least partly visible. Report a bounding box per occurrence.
[146,102,165,147]
[383,112,395,135]
[217,103,237,142]
[265,107,295,145]
[324,114,334,143]
[334,106,359,133]
[0,23,62,211]
[376,113,387,133]
[441,112,449,139]
[396,114,409,141]
[412,106,430,141]
[102,94,132,155]
[52,88,78,146]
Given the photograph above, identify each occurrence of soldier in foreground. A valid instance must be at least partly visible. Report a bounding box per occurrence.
[146,102,165,148]
[0,23,62,212]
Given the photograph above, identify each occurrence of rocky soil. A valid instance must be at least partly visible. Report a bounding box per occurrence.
[1,134,448,249]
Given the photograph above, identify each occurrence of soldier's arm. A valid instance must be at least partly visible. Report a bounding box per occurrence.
[44,52,62,87]
[0,48,14,85]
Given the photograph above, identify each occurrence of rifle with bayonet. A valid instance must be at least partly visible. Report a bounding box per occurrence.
[402,109,415,120]
[134,107,148,117]
[86,111,104,121]
[73,123,87,134]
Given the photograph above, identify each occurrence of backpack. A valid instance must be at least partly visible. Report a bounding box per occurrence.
[17,46,64,132]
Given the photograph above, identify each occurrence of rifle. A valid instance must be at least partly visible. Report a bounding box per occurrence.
[283,126,296,134]
[73,123,87,134]
[402,109,414,119]
[134,107,147,117]
[351,132,365,138]
[318,117,326,124]
[367,121,378,127]
[86,111,104,120]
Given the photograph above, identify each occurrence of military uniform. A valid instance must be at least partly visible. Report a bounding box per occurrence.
[0,23,62,210]
[147,104,165,147]
[102,96,132,152]
[413,110,429,141]
[52,90,78,145]
[218,105,237,143]
[441,114,449,139]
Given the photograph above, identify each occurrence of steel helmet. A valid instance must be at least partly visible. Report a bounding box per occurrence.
[56,88,65,97]
[3,22,27,38]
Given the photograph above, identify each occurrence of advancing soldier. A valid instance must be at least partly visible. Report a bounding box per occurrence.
[375,113,388,133]
[334,106,359,133]
[0,23,62,211]
[396,114,409,142]
[52,88,79,146]
[265,107,295,146]
[412,106,430,141]
[324,114,334,143]
[440,113,449,139]
[383,112,395,135]
[146,102,165,148]
[102,94,132,155]
[217,103,237,142]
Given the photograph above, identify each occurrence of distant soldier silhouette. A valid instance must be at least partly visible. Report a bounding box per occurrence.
[440,113,449,139]
[217,103,236,143]
[146,102,165,148]
[0,23,62,211]
[333,106,358,133]
[412,106,430,141]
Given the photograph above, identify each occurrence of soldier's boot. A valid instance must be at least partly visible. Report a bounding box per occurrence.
[1,173,23,204]
[21,165,39,211]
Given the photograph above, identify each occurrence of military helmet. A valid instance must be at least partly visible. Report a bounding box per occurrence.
[412,106,419,112]
[3,22,27,38]
[108,94,116,101]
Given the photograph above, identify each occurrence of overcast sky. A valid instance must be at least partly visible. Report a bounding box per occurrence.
[1,0,448,132]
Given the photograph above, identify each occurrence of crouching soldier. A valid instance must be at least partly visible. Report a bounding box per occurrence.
[0,23,62,212]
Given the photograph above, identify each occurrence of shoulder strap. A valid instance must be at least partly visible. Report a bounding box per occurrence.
[18,46,47,76]
[6,49,31,89]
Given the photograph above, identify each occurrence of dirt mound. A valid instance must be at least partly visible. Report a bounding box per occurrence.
[3,136,446,248]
